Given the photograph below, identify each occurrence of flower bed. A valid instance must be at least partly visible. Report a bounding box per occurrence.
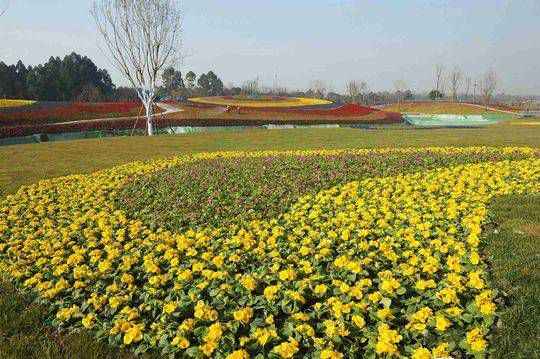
[0,113,398,139]
[0,102,143,126]
[245,103,375,116]
[189,96,332,108]
[1,147,539,358]
[0,99,36,108]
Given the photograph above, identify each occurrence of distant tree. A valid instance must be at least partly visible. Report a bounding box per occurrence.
[309,80,328,99]
[346,80,368,104]
[428,89,443,101]
[112,86,140,102]
[434,64,444,100]
[449,67,463,102]
[77,84,103,102]
[162,67,185,95]
[326,92,343,104]
[479,69,498,109]
[403,89,414,101]
[242,77,260,96]
[0,62,15,97]
[230,87,242,96]
[196,71,223,96]
[393,79,407,110]
[464,76,472,101]
[1,54,113,101]
[185,71,196,89]
[206,71,223,96]
[91,0,183,136]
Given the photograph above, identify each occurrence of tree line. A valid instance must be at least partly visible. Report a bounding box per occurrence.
[0,53,117,102]
[0,52,230,103]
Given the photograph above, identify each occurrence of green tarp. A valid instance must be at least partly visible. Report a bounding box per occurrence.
[403,114,513,127]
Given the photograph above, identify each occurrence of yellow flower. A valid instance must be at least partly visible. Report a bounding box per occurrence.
[226,349,250,359]
[314,284,328,295]
[81,313,96,328]
[466,327,487,353]
[417,279,437,291]
[468,271,485,289]
[252,328,277,346]
[380,277,400,294]
[171,336,190,349]
[264,285,281,301]
[279,268,297,281]
[273,337,299,358]
[233,308,254,324]
[377,308,393,321]
[296,324,315,336]
[194,301,218,321]
[432,343,450,358]
[240,275,257,291]
[411,347,431,359]
[435,315,452,331]
[320,348,344,359]
[200,341,218,357]
[375,324,402,355]
[123,325,143,345]
[204,322,223,342]
[163,301,178,314]
[352,314,365,328]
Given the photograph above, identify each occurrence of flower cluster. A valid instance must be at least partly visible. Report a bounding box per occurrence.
[0,101,143,126]
[119,147,535,232]
[0,99,36,108]
[243,104,375,116]
[0,147,539,358]
[189,96,332,108]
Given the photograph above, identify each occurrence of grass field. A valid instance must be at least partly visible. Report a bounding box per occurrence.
[483,195,540,359]
[1,120,538,195]
[0,124,538,358]
[382,102,517,115]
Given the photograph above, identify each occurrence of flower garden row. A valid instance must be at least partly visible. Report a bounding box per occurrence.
[0,101,143,126]
[1,147,539,358]
[189,96,332,108]
[0,113,399,139]
[0,99,36,108]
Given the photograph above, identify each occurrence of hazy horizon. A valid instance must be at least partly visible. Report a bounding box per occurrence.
[1,0,539,95]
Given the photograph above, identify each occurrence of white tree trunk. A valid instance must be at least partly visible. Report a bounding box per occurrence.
[145,100,154,136]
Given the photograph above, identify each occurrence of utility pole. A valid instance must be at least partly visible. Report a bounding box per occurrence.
[473,82,478,103]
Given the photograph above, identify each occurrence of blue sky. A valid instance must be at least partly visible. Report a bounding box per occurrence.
[1,0,539,94]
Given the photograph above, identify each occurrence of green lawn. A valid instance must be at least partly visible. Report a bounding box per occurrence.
[383,102,517,115]
[483,195,540,359]
[1,122,539,195]
[0,124,539,358]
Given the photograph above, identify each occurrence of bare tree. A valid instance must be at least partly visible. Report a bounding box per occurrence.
[393,79,407,111]
[309,80,328,99]
[242,77,259,95]
[464,77,472,102]
[0,0,9,17]
[449,67,463,102]
[434,64,444,100]
[346,80,368,105]
[91,0,183,136]
[479,70,498,109]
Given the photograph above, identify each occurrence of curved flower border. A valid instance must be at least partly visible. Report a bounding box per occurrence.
[0,147,539,358]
